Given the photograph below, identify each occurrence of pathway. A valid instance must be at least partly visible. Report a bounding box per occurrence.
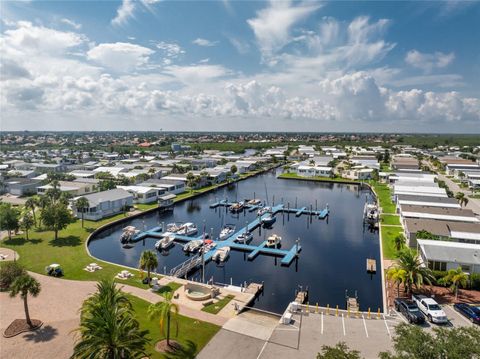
[437,173,480,215]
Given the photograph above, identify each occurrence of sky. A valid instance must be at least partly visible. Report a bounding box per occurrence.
[1,0,479,133]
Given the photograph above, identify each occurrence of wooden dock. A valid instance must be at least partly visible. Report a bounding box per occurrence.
[295,291,308,304]
[245,282,264,295]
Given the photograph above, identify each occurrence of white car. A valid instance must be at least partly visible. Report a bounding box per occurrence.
[412,295,448,324]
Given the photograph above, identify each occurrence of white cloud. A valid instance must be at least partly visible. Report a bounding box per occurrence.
[192,38,218,47]
[247,0,321,60]
[60,18,82,30]
[163,64,231,85]
[87,42,154,72]
[111,0,136,26]
[405,50,455,73]
[228,37,250,54]
[154,41,184,57]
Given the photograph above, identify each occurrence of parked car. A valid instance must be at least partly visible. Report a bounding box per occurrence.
[453,303,480,324]
[412,294,448,324]
[394,298,426,324]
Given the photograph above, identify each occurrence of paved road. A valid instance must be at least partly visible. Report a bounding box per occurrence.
[437,173,480,215]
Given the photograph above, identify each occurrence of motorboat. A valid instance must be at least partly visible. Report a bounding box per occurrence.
[212,247,231,262]
[219,224,236,240]
[364,203,379,223]
[176,222,198,236]
[183,239,204,252]
[235,231,253,243]
[166,222,184,233]
[203,240,217,253]
[120,226,139,243]
[261,214,276,227]
[266,234,282,247]
[246,199,262,206]
[229,201,245,213]
[155,235,175,250]
[257,206,271,216]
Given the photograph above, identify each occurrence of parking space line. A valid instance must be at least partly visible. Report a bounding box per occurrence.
[448,305,474,327]
[321,312,324,335]
[256,341,268,359]
[362,315,369,338]
[393,309,408,324]
[383,314,391,337]
[342,313,346,336]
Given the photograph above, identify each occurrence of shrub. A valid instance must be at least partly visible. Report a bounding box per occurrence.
[0,262,26,291]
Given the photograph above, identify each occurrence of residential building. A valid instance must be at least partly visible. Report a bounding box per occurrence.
[72,188,133,221]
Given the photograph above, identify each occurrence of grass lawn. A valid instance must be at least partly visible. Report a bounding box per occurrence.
[129,295,220,359]
[381,226,403,260]
[380,163,392,172]
[135,203,160,211]
[380,214,401,226]
[371,182,396,213]
[158,281,183,298]
[0,214,152,290]
[201,294,235,314]
[278,172,359,184]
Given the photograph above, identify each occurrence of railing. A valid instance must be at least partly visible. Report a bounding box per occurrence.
[169,255,202,277]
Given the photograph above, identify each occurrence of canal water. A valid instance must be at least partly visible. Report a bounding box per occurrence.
[88,169,382,313]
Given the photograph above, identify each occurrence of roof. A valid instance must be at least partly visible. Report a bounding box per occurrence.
[74,189,132,206]
[405,218,480,239]
[418,239,480,266]
[400,204,477,218]
[396,194,459,205]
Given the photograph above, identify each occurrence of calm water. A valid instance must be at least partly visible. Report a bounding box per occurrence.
[88,169,382,313]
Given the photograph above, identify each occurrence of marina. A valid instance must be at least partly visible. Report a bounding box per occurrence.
[89,170,382,313]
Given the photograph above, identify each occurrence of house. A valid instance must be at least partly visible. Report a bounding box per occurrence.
[6,170,37,179]
[388,172,436,184]
[396,194,461,209]
[391,157,418,170]
[295,165,333,178]
[31,163,67,173]
[117,185,164,204]
[4,178,42,196]
[350,156,380,170]
[37,181,97,197]
[344,168,374,180]
[93,166,127,178]
[399,205,479,223]
[69,170,96,179]
[393,184,447,199]
[418,239,480,274]
[72,189,133,221]
[138,179,186,195]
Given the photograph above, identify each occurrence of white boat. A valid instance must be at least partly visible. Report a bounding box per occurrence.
[183,239,203,252]
[212,246,231,262]
[176,222,198,236]
[229,201,245,213]
[266,234,281,247]
[257,206,271,216]
[120,226,139,243]
[219,224,236,240]
[166,222,183,233]
[155,235,175,250]
[235,231,253,243]
[261,214,276,227]
[247,199,262,205]
[364,203,379,222]
[203,241,217,252]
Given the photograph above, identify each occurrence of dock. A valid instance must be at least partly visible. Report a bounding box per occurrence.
[295,291,308,304]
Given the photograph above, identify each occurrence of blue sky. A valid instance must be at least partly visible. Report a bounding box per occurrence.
[1,0,479,132]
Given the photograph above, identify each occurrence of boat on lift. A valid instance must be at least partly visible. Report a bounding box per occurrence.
[219,224,236,240]
[364,203,379,223]
[257,206,271,216]
[266,234,282,247]
[176,222,198,236]
[261,214,276,227]
[202,240,217,253]
[246,198,262,206]
[212,246,231,262]
[166,222,184,233]
[120,226,139,243]
[235,231,253,243]
[155,235,175,250]
[229,201,245,213]
[183,239,203,252]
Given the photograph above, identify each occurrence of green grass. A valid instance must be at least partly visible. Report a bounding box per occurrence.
[381,226,403,260]
[380,214,401,226]
[278,172,359,184]
[380,163,392,172]
[135,203,160,211]
[371,182,396,213]
[201,294,235,314]
[128,295,220,359]
[158,282,183,298]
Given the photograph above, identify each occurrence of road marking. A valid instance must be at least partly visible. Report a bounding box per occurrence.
[256,341,268,359]
[383,314,391,337]
[447,305,474,327]
[342,313,346,336]
[393,309,409,324]
[321,312,324,334]
[362,315,369,338]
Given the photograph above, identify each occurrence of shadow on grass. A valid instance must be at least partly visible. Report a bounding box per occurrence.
[3,237,43,246]
[84,227,96,233]
[49,235,81,247]
[164,340,197,359]
[23,325,58,343]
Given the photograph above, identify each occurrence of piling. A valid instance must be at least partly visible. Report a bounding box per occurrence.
[368,307,371,319]
[327,304,330,315]
[316,303,318,314]
[377,308,381,319]
[336,305,339,317]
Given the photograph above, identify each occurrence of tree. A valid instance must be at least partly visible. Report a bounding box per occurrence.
[186,172,195,192]
[138,250,158,284]
[438,266,469,299]
[0,261,26,291]
[9,274,41,328]
[0,203,20,240]
[455,192,468,207]
[40,203,74,240]
[99,179,116,191]
[230,165,238,176]
[416,230,440,240]
[396,249,434,294]
[386,267,406,297]
[24,197,37,227]
[394,234,405,252]
[317,342,362,359]
[72,279,148,359]
[19,211,35,240]
[148,292,179,347]
[75,197,90,228]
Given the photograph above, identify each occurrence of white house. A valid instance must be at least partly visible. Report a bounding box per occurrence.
[117,185,163,204]
[72,189,133,221]
[295,165,333,178]
[344,168,374,180]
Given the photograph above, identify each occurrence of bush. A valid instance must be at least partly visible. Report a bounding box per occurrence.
[431,270,480,290]
[0,262,26,291]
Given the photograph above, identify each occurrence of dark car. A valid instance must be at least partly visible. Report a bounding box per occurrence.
[453,303,480,324]
[394,298,426,324]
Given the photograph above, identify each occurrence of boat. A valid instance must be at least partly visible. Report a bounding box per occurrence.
[203,240,217,253]
[246,199,262,205]
[212,247,231,262]
[183,239,203,252]
[229,201,245,213]
[367,258,377,273]
[266,234,281,247]
[155,235,175,250]
[235,231,253,243]
[261,214,276,227]
[176,222,198,236]
[166,222,184,233]
[219,224,236,240]
[120,226,139,243]
[257,206,271,216]
[364,203,379,223]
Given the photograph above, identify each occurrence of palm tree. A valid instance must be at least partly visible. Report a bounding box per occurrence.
[72,279,148,359]
[75,197,90,228]
[387,267,406,297]
[24,197,37,227]
[139,250,158,285]
[186,172,195,192]
[19,211,35,240]
[9,274,41,327]
[394,234,405,252]
[148,292,179,347]
[439,266,469,300]
[396,248,434,294]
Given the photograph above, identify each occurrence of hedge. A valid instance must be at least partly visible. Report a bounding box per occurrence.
[431,270,480,290]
